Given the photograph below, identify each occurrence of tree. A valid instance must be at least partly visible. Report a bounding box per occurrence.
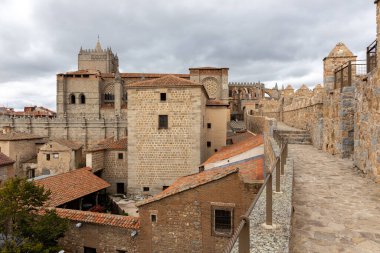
[0,178,69,253]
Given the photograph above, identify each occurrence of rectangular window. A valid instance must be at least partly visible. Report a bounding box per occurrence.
[117,183,125,194]
[158,115,168,129]
[46,154,50,161]
[207,123,212,129]
[143,187,150,192]
[207,141,211,147]
[160,93,166,101]
[213,207,233,236]
[117,251,126,253]
[53,153,59,159]
[118,153,124,159]
[84,247,97,253]
[162,186,169,190]
[151,214,157,222]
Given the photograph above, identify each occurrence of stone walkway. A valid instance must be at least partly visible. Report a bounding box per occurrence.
[290,144,380,253]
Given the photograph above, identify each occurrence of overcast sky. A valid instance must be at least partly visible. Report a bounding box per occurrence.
[0,0,376,110]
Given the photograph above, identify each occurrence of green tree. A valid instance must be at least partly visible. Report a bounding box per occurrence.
[0,178,69,253]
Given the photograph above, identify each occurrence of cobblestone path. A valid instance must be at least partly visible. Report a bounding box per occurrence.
[290,144,380,253]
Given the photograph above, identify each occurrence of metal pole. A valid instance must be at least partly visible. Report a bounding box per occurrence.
[348,61,352,88]
[266,173,272,226]
[276,159,280,192]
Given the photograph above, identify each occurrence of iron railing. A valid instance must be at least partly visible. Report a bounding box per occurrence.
[334,60,367,91]
[223,131,288,253]
[367,40,377,73]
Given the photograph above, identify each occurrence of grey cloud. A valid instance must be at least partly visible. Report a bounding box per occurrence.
[0,0,376,109]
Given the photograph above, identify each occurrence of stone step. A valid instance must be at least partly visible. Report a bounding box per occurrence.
[276,130,308,135]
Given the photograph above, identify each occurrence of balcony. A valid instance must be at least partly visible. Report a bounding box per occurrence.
[367,39,377,73]
[334,60,366,91]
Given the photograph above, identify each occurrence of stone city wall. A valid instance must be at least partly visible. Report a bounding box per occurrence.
[0,115,127,149]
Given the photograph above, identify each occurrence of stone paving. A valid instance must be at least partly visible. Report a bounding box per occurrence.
[290,144,380,253]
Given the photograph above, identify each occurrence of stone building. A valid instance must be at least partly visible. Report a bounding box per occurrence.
[0,152,15,186]
[136,157,264,253]
[86,137,128,194]
[0,128,44,177]
[37,139,83,177]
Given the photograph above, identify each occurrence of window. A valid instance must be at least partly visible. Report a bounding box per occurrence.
[151,214,157,222]
[117,251,126,253]
[207,123,212,129]
[143,187,150,192]
[118,153,124,159]
[80,94,86,104]
[162,186,169,190]
[84,247,97,253]
[125,92,128,101]
[213,207,233,236]
[158,115,168,129]
[53,153,59,159]
[27,168,35,179]
[117,183,125,194]
[207,141,211,147]
[104,93,115,102]
[160,93,166,101]
[214,149,218,152]
[70,94,76,104]
[46,154,50,161]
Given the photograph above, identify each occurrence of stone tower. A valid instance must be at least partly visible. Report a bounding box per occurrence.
[323,42,356,90]
[189,67,229,100]
[78,39,119,73]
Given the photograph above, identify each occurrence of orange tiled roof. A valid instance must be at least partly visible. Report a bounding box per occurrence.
[127,75,203,88]
[54,139,83,150]
[101,73,190,79]
[224,156,264,183]
[35,167,110,207]
[0,132,43,141]
[0,152,14,167]
[136,167,239,207]
[54,208,140,229]
[203,133,263,165]
[89,137,128,151]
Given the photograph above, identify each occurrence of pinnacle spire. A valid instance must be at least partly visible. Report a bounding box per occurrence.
[95,35,102,52]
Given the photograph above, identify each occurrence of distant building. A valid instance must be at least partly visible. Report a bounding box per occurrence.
[0,152,15,185]
[37,139,83,177]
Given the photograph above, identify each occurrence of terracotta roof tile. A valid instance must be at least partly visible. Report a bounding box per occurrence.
[136,167,239,207]
[0,132,43,141]
[89,137,128,151]
[127,75,202,88]
[54,139,83,150]
[203,133,263,165]
[221,156,264,183]
[35,167,110,207]
[51,208,140,229]
[0,152,14,167]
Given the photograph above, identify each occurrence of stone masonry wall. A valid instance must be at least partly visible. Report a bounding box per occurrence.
[128,87,205,195]
[103,150,128,194]
[59,221,138,253]
[0,116,127,149]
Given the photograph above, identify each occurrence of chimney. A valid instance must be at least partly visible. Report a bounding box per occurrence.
[2,126,12,134]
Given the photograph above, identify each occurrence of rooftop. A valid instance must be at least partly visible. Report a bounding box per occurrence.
[34,167,110,207]
[0,132,43,141]
[53,208,140,229]
[53,139,83,150]
[0,152,15,167]
[127,74,203,88]
[136,166,239,207]
[89,137,128,151]
[203,133,264,165]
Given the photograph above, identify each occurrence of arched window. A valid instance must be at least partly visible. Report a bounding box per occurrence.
[80,94,86,104]
[70,94,76,104]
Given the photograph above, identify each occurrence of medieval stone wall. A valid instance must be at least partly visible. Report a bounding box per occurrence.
[0,115,127,149]
[103,150,128,194]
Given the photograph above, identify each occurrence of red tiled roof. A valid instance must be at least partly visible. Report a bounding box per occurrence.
[54,139,83,150]
[206,99,229,106]
[225,156,264,183]
[54,208,140,229]
[203,133,263,165]
[136,167,239,207]
[0,152,14,167]
[0,132,43,141]
[89,137,128,151]
[127,75,203,88]
[101,73,190,78]
[35,168,110,207]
